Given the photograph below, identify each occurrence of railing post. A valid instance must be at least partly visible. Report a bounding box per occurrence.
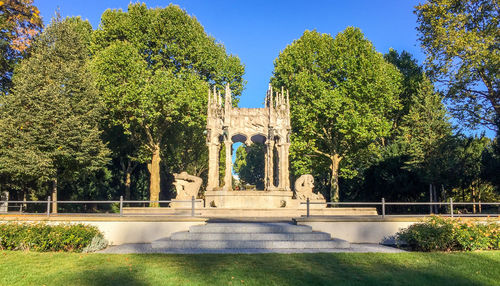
[450,198,454,218]
[47,196,51,218]
[191,196,195,217]
[119,196,123,217]
[382,197,385,218]
[306,198,310,217]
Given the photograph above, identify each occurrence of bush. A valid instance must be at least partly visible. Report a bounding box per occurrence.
[396,216,500,251]
[0,222,107,252]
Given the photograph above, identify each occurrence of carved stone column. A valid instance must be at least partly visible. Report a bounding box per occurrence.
[206,142,220,191]
[223,140,232,190]
[266,139,275,190]
[282,142,291,190]
[278,143,284,189]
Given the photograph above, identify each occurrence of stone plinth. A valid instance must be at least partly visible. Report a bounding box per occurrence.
[169,200,204,209]
[197,207,378,217]
[205,190,295,209]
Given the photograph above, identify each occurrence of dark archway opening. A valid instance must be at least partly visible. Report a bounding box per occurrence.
[233,134,266,190]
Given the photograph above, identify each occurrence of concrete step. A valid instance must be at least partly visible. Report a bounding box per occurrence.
[151,238,350,249]
[170,231,332,241]
[188,223,312,233]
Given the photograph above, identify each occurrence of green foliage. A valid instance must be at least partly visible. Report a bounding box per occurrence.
[0,0,42,93]
[234,144,265,189]
[397,216,500,251]
[82,235,109,253]
[352,50,453,203]
[482,131,500,191]
[90,3,245,200]
[384,49,424,128]
[272,28,402,201]
[0,222,106,252]
[0,16,109,197]
[415,0,500,128]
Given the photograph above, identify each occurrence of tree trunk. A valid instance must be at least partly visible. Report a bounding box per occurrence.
[124,160,133,200]
[148,144,161,207]
[52,178,58,214]
[477,187,483,213]
[472,184,476,214]
[329,154,342,202]
[22,189,27,211]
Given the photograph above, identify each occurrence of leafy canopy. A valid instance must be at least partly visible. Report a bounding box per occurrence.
[415,0,500,129]
[272,28,401,200]
[0,0,42,92]
[0,16,109,191]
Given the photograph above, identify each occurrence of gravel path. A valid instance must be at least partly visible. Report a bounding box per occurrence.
[98,243,405,254]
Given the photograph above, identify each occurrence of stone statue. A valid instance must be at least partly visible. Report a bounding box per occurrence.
[173,172,202,200]
[294,174,324,200]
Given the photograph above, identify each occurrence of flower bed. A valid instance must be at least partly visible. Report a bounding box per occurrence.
[0,222,107,252]
[396,216,499,251]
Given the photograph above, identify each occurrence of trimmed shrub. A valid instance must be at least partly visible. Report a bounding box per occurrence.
[396,216,500,251]
[0,222,107,252]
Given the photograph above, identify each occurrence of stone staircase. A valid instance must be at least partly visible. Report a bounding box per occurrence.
[151,222,350,250]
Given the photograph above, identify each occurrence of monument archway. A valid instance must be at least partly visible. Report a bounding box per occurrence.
[206,84,291,192]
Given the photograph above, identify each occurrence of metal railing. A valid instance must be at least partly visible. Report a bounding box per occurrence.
[1,197,499,218]
[303,197,500,218]
[0,196,203,217]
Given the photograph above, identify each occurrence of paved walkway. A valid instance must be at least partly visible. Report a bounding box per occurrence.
[98,243,405,254]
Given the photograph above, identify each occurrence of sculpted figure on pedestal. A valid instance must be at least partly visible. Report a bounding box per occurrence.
[173,172,203,200]
[294,174,324,200]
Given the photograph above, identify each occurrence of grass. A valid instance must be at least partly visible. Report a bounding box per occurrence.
[0,251,499,286]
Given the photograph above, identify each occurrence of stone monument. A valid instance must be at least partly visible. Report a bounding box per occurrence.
[204,83,296,208]
[294,174,326,209]
[206,83,291,192]
[170,172,203,208]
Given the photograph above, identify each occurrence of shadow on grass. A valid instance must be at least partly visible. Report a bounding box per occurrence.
[67,265,149,286]
[12,251,498,286]
[145,252,499,286]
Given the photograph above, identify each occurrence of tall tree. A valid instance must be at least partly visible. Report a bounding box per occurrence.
[0,0,42,93]
[90,3,245,205]
[358,50,453,202]
[448,135,498,208]
[272,28,401,201]
[384,49,424,131]
[415,0,500,129]
[0,16,109,212]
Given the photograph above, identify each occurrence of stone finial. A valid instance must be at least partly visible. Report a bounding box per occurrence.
[224,83,232,109]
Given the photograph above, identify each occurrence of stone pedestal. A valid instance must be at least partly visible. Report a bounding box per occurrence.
[205,190,295,209]
[169,199,204,209]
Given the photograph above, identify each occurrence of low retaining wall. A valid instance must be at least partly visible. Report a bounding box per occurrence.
[0,215,207,245]
[294,216,500,243]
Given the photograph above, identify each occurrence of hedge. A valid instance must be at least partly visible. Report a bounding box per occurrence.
[396,216,500,251]
[0,222,107,252]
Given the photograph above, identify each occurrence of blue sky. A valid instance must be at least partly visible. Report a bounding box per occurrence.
[34,1,494,138]
[36,0,424,108]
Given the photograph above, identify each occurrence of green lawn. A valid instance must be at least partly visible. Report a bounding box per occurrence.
[0,251,499,286]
